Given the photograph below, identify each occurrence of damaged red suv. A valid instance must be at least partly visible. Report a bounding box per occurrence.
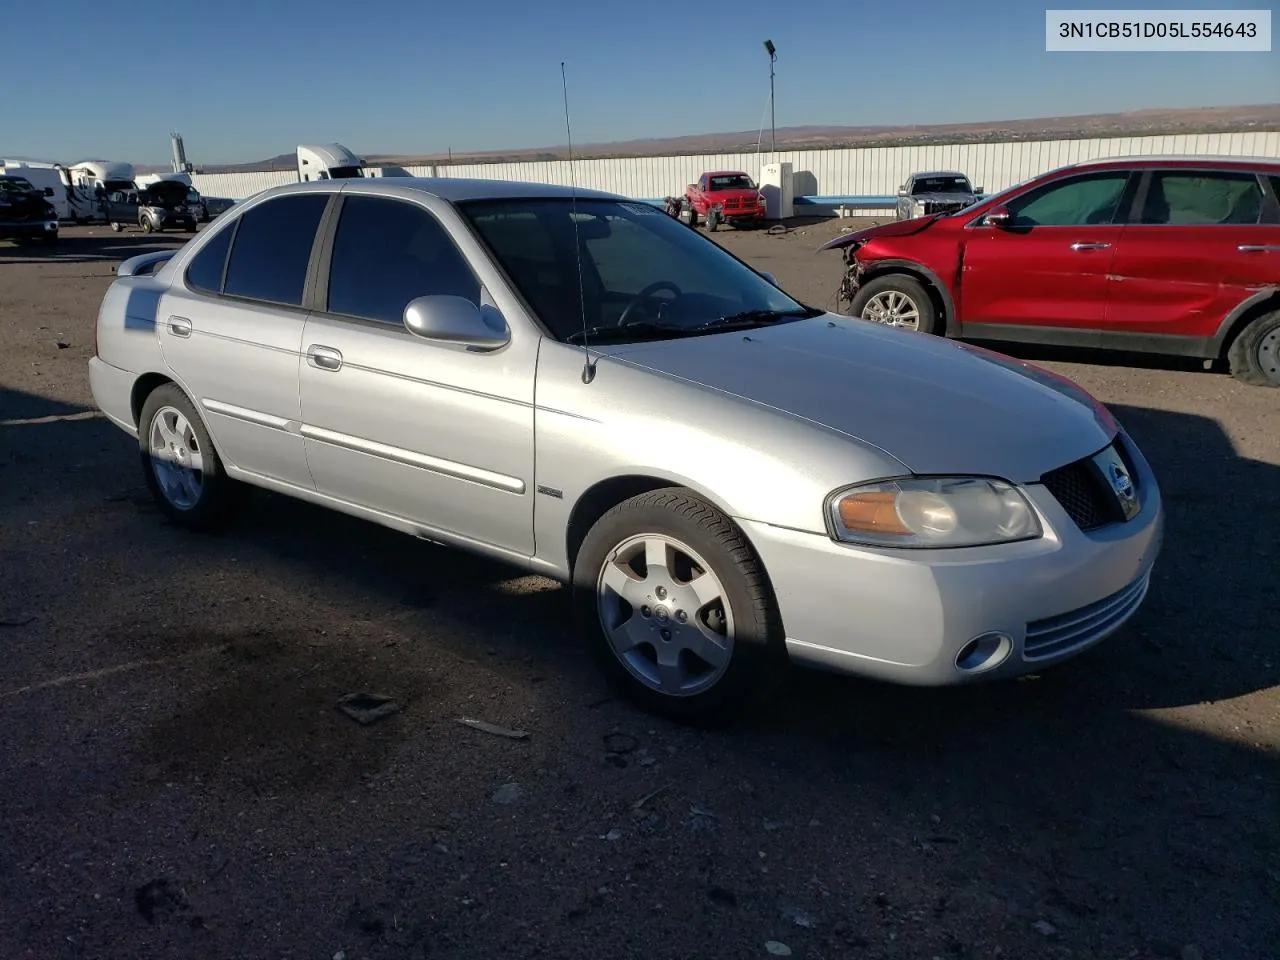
[821,156,1280,387]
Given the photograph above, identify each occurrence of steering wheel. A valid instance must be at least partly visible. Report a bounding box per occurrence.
[618,281,683,327]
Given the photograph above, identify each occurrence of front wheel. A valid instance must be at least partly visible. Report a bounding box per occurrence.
[138,383,247,531]
[847,274,939,335]
[1227,309,1280,388]
[573,488,786,725]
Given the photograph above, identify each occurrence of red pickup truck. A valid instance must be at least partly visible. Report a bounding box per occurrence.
[682,171,767,231]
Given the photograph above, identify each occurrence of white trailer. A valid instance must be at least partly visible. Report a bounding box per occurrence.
[296,143,365,181]
[0,159,73,220]
[64,160,138,222]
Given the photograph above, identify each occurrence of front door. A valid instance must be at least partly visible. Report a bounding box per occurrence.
[156,191,332,491]
[297,193,536,555]
[1105,168,1279,337]
[959,170,1135,331]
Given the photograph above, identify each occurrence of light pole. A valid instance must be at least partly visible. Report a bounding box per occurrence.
[763,39,776,154]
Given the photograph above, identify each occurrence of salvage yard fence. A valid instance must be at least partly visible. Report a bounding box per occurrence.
[190,130,1280,216]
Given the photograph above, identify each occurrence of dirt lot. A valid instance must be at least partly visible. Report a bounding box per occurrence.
[1,222,1276,960]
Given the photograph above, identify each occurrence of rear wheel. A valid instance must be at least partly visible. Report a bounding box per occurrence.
[1227,308,1280,387]
[138,383,247,531]
[573,488,786,725]
[848,274,939,335]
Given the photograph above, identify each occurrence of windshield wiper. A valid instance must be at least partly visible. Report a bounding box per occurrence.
[695,307,821,330]
[564,321,695,345]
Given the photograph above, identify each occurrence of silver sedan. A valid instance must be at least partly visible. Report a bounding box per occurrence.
[88,177,1164,723]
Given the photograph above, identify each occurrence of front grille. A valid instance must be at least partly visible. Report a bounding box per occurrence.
[1041,457,1114,531]
[922,201,966,215]
[1024,572,1150,660]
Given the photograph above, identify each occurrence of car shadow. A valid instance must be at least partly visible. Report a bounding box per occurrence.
[963,336,1217,374]
[0,229,191,266]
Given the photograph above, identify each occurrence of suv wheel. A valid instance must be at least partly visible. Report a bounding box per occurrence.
[138,384,247,530]
[849,275,938,334]
[573,488,786,725]
[1227,309,1280,388]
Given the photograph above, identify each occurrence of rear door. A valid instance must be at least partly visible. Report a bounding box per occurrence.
[1105,168,1279,338]
[958,169,1136,330]
[156,191,333,490]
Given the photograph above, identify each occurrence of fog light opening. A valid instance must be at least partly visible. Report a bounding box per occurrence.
[955,632,1013,674]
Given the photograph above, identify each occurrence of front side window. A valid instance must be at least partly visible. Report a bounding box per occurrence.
[221,193,329,306]
[1004,173,1130,227]
[462,197,815,342]
[1139,171,1264,225]
[326,195,481,324]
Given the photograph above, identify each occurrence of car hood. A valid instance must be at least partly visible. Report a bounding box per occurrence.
[816,215,941,251]
[0,191,51,220]
[908,191,976,203]
[601,316,1117,482]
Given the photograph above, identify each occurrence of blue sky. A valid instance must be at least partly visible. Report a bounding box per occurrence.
[3,0,1274,165]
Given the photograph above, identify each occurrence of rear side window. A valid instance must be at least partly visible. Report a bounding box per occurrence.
[222,194,329,306]
[1005,173,1130,227]
[185,223,233,293]
[1140,171,1264,225]
[326,195,480,324]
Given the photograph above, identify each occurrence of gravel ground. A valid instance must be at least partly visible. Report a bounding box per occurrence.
[1,222,1276,960]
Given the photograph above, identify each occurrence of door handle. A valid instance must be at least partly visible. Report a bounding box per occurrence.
[1237,244,1280,253]
[1070,242,1111,251]
[307,344,343,372]
[167,316,192,338]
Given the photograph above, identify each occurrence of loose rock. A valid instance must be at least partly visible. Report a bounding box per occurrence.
[492,783,523,805]
[765,941,793,956]
[1032,920,1058,937]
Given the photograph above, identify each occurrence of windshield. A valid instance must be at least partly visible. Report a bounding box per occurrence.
[0,176,37,195]
[911,175,972,195]
[709,174,755,190]
[103,178,135,193]
[460,197,814,342]
[939,174,1038,216]
[328,165,364,179]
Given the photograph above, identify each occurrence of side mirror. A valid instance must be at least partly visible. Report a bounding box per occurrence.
[975,186,984,195]
[44,186,55,197]
[760,271,778,286]
[985,205,1012,228]
[896,188,907,197]
[403,295,509,351]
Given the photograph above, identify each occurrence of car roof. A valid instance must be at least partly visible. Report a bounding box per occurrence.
[910,170,969,179]
[259,176,627,204]
[1064,154,1280,171]
[705,170,752,178]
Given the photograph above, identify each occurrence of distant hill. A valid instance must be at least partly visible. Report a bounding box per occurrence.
[145,103,1280,174]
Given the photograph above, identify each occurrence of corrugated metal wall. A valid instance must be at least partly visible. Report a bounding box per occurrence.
[190,130,1280,202]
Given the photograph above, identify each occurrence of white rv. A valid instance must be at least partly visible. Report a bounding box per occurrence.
[296,143,365,181]
[64,160,138,222]
[0,160,72,220]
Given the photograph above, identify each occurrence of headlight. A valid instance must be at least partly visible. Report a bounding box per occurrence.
[827,477,1042,549]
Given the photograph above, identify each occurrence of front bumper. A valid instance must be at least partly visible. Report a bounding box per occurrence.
[741,433,1165,685]
[0,219,58,239]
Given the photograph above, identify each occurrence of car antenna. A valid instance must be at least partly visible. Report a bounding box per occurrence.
[561,61,595,384]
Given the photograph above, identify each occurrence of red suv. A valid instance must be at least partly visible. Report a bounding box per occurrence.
[821,156,1280,387]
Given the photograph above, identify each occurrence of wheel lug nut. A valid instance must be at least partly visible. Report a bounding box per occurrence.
[640,606,651,618]
[655,586,667,600]
[676,610,687,623]
[660,628,672,641]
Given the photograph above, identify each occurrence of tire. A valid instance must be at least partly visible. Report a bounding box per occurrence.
[1227,308,1280,388]
[848,274,939,335]
[43,232,58,245]
[137,383,247,531]
[572,488,787,725]
[687,204,698,228]
[706,208,721,232]
[110,222,123,233]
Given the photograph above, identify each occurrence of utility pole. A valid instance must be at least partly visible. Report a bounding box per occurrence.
[763,39,777,154]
